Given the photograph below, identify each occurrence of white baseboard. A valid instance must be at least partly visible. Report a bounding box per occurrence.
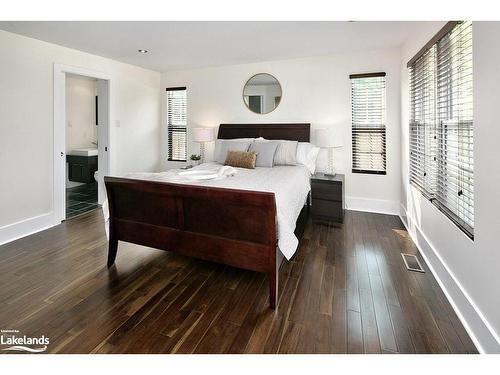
[0,212,54,246]
[345,196,400,215]
[399,203,500,354]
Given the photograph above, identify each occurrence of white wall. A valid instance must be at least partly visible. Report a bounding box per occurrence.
[400,22,500,353]
[0,30,161,240]
[65,74,97,153]
[161,49,402,214]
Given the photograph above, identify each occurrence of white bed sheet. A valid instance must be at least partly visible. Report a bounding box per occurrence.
[102,162,311,260]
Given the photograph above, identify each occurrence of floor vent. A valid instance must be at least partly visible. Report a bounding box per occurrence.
[401,253,425,273]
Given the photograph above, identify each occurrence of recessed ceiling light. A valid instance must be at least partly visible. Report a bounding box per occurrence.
[138,49,148,53]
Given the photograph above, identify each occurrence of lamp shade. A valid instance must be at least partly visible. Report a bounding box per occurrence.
[314,128,344,148]
[193,127,215,143]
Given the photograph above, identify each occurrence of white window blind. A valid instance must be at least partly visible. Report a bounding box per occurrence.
[350,73,387,175]
[409,46,437,196]
[167,87,187,162]
[408,21,473,238]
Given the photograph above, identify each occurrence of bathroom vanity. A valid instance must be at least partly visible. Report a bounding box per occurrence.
[67,149,98,183]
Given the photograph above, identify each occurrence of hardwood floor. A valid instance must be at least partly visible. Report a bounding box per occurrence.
[0,209,477,354]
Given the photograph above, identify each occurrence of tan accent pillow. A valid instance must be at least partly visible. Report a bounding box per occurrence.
[224,150,257,169]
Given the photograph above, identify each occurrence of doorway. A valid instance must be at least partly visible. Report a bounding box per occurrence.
[248,95,262,113]
[53,64,110,225]
[65,74,99,218]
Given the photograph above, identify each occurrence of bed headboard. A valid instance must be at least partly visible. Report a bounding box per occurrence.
[217,123,310,142]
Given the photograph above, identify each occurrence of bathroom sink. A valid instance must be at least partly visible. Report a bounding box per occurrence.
[70,148,98,157]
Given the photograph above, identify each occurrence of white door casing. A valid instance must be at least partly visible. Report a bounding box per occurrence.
[53,63,111,225]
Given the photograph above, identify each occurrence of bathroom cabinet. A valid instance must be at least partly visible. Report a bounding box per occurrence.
[67,155,97,183]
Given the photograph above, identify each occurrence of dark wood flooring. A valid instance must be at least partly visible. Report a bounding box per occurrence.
[0,209,477,354]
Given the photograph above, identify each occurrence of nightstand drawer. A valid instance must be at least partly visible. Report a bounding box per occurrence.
[311,181,342,201]
[311,198,343,220]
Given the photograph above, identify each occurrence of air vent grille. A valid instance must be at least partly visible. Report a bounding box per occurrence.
[401,253,425,273]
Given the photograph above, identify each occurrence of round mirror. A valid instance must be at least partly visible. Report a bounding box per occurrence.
[243,73,282,114]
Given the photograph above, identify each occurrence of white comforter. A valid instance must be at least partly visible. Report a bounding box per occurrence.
[102,163,311,260]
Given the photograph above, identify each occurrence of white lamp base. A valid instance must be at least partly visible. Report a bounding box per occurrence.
[200,142,205,163]
[325,147,336,177]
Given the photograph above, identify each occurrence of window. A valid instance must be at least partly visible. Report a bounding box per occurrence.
[166,87,187,162]
[350,72,387,175]
[408,21,473,238]
[409,46,437,197]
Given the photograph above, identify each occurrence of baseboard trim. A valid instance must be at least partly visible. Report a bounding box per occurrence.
[0,212,53,246]
[346,196,400,215]
[399,203,500,354]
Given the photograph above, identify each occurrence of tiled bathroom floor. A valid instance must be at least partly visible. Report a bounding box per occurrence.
[66,182,99,219]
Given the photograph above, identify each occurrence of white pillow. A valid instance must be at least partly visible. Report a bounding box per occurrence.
[225,138,255,142]
[214,138,254,160]
[214,140,252,164]
[255,138,298,165]
[296,142,320,174]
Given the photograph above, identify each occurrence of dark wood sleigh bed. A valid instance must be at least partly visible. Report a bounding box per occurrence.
[104,123,310,308]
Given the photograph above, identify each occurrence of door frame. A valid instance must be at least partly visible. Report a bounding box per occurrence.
[53,63,111,225]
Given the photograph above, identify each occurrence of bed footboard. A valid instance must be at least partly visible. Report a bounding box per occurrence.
[104,176,278,308]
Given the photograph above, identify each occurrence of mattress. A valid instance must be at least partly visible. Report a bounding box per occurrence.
[102,162,311,260]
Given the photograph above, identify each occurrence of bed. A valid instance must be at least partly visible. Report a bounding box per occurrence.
[104,123,311,308]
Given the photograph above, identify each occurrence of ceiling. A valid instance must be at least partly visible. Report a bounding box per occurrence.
[0,21,424,72]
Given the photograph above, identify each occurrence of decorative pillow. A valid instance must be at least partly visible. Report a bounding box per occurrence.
[214,140,252,164]
[224,151,257,169]
[255,138,298,165]
[296,142,320,174]
[249,141,279,168]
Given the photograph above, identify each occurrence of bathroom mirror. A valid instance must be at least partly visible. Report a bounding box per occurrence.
[243,73,282,114]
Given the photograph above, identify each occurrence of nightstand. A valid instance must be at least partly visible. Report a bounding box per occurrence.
[310,173,345,224]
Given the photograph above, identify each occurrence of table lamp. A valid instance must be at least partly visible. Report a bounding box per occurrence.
[315,128,344,177]
[193,127,215,162]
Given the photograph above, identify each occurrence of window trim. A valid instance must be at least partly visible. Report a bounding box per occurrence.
[349,72,386,79]
[407,21,460,67]
[166,86,187,91]
[166,87,187,162]
[352,169,387,175]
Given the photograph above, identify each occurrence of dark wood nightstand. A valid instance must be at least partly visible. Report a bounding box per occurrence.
[311,173,345,224]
